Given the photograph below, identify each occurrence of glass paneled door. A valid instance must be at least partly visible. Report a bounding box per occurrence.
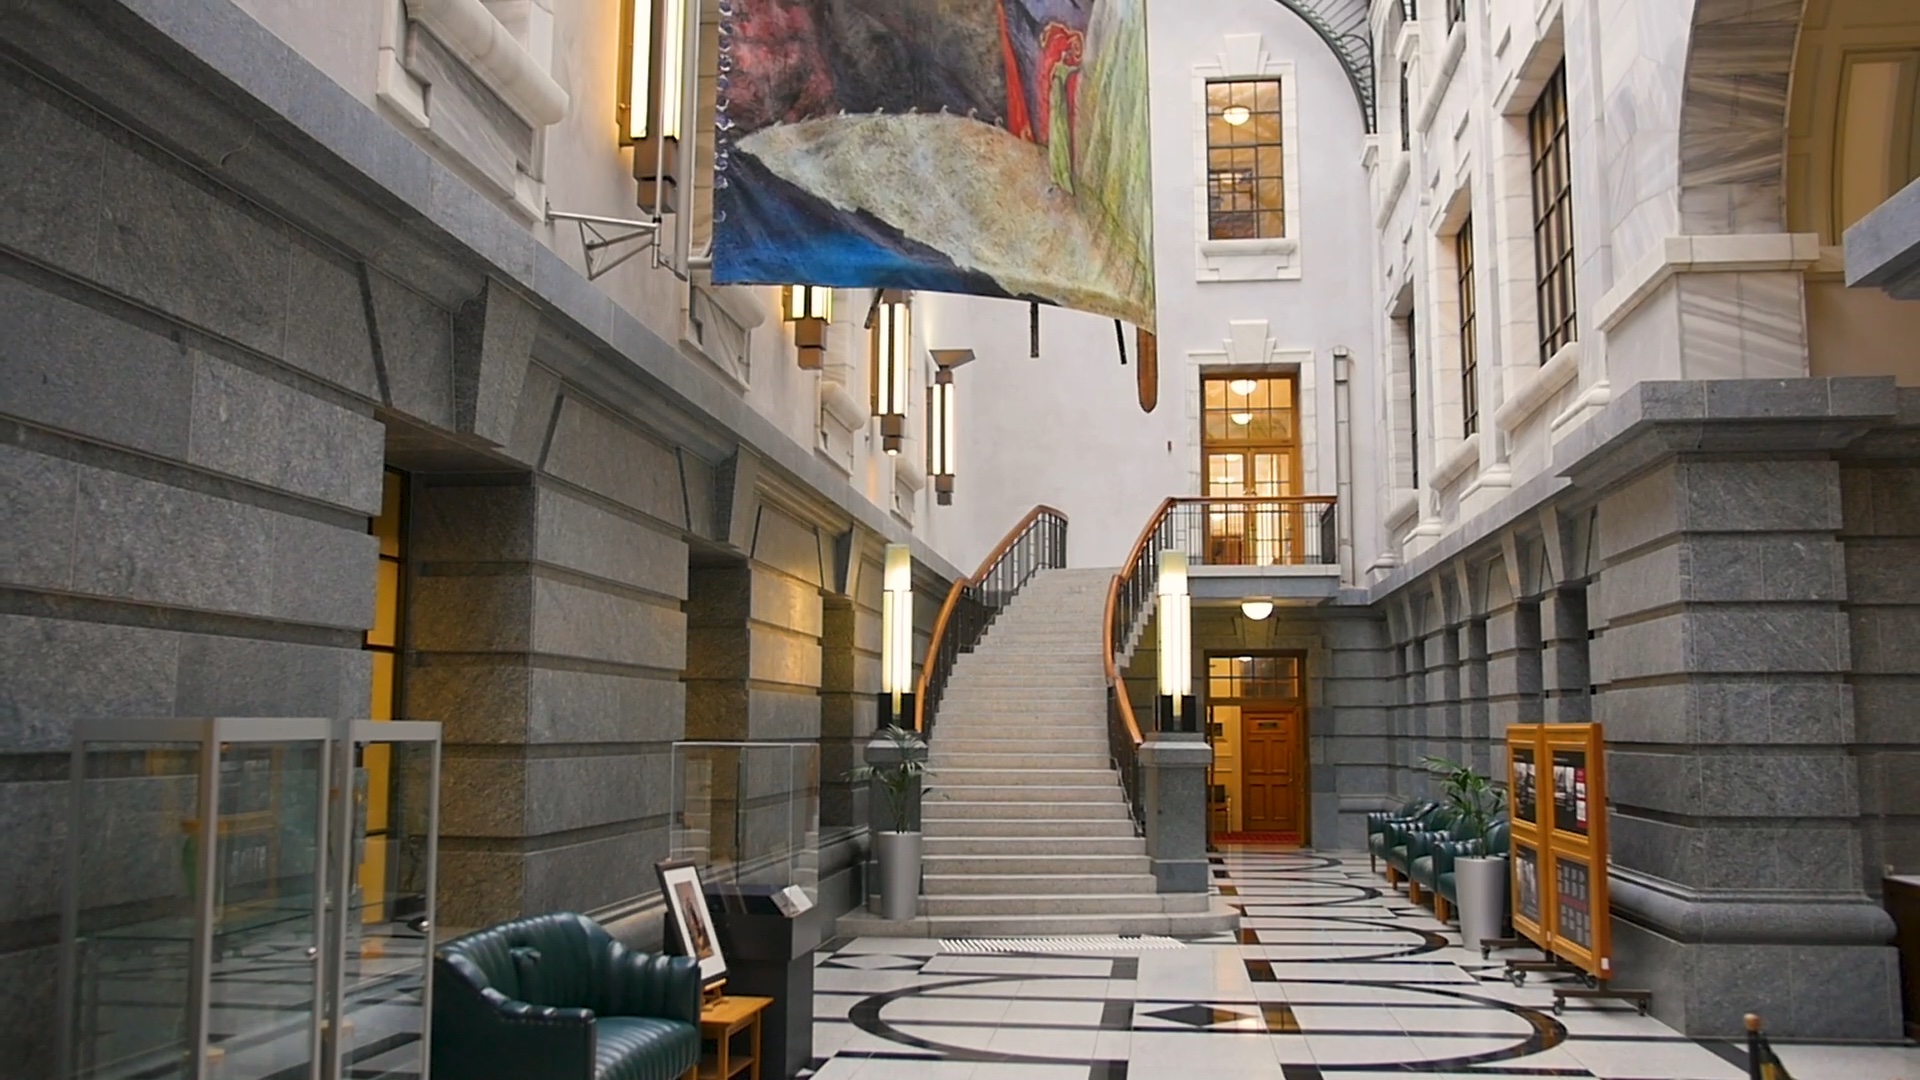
[1202,375,1303,565]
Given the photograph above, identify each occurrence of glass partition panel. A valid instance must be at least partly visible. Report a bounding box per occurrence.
[329,722,439,1080]
[64,740,203,1079]
[669,743,821,902]
[63,719,330,1080]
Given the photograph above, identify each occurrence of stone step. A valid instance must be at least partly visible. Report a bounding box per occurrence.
[936,696,1105,708]
[935,784,1121,802]
[922,891,1170,915]
[923,853,1151,876]
[927,752,1110,768]
[925,872,1155,896]
[934,728,1106,743]
[927,800,1133,820]
[922,835,1145,855]
[933,738,1107,754]
[834,903,1237,939]
[924,816,1139,838]
[933,767,1118,786]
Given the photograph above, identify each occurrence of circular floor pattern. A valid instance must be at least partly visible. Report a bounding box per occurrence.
[1228,878,1386,907]
[1240,914,1453,961]
[844,970,1566,1072]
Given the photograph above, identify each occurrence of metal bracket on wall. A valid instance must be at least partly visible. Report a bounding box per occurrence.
[546,207,661,280]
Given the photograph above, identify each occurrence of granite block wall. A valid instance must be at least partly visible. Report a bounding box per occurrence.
[1592,456,1898,1039]
[1843,463,1920,894]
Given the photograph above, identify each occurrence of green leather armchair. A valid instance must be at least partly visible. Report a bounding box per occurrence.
[1408,811,1484,908]
[431,912,703,1080]
[1383,805,1455,884]
[1434,817,1511,923]
[1366,800,1436,872]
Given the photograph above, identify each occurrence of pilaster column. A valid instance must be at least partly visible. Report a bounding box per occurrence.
[1540,588,1591,723]
[1595,456,1896,1040]
[1485,591,1542,744]
[1458,618,1491,773]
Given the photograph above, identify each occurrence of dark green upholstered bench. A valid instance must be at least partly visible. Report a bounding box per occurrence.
[431,911,703,1080]
[1383,804,1455,886]
[1366,800,1437,873]
[1408,812,1490,913]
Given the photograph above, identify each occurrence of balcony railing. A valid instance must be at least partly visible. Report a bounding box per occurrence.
[915,505,1069,737]
[1102,495,1337,831]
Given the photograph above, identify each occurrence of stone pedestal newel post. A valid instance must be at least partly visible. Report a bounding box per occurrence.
[1140,733,1212,893]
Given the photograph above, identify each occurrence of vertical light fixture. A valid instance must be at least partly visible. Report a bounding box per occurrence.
[870,290,912,455]
[783,286,834,369]
[880,544,915,728]
[1156,551,1196,733]
[927,349,974,505]
[618,0,687,211]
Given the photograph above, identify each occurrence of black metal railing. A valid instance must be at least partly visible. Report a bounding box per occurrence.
[1103,495,1338,832]
[916,506,1068,738]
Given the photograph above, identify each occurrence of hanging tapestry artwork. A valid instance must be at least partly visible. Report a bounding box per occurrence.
[712,0,1157,331]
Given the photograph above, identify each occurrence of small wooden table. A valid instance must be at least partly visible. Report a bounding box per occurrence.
[698,994,772,1080]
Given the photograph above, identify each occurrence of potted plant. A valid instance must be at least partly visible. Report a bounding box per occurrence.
[849,726,934,921]
[1423,756,1509,949]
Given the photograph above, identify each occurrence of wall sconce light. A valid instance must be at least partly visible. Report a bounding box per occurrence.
[618,0,687,212]
[783,286,834,369]
[1240,598,1275,621]
[880,543,914,728]
[1156,550,1196,733]
[870,290,912,456]
[927,349,974,506]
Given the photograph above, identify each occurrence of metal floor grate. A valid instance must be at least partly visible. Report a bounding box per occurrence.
[939,935,1187,954]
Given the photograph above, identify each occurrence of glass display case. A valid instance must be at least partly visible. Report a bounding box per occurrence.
[59,717,333,1080]
[58,718,442,1080]
[324,721,439,1080]
[670,742,822,901]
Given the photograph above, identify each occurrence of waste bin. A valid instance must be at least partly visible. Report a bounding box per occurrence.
[706,883,822,1080]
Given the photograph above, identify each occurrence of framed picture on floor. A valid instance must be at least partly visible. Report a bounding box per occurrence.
[657,858,727,987]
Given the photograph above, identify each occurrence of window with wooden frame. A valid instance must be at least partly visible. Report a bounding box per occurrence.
[1201,374,1302,566]
[1206,79,1286,240]
[1456,218,1480,437]
[1529,64,1577,363]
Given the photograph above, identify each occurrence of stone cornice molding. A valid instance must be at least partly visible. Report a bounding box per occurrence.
[1595,233,1821,333]
[1493,340,1581,434]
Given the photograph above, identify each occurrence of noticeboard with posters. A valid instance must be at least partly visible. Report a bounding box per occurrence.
[1505,723,1614,979]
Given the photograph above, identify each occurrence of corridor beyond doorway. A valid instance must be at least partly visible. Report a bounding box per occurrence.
[1206,654,1308,846]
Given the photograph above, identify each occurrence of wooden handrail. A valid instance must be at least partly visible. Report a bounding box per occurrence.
[914,504,1069,731]
[1101,498,1177,750]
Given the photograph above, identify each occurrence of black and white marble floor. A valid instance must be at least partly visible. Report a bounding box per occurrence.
[804,850,1920,1079]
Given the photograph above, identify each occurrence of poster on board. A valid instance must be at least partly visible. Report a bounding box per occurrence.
[712,0,1158,330]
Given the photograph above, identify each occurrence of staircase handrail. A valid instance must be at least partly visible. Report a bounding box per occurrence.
[914,504,1070,734]
[1103,499,1176,832]
[1104,493,1341,830]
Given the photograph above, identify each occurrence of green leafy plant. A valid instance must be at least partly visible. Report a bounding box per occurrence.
[1422,756,1507,841]
[846,726,935,834]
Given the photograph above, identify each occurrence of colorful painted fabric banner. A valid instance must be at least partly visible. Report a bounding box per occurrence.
[712,0,1157,331]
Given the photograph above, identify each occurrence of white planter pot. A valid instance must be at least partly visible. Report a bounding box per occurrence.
[1454,855,1508,951]
[876,831,923,921]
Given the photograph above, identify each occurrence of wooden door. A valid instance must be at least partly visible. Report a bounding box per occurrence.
[1242,707,1301,831]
